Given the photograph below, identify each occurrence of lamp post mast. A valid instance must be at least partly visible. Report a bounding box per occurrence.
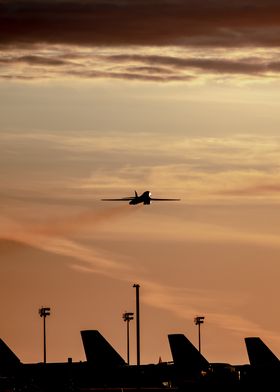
[133,284,140,366]
[194,316,205,354]
[122,312,134,365]
[39,307,51,363]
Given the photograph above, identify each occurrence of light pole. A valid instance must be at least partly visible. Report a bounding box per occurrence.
[133,284,140,366]
[194,316,205,354]
[39,307,51,363]
[122,311,134,365]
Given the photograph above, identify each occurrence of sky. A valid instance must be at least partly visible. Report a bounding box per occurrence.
[1,0,280,367]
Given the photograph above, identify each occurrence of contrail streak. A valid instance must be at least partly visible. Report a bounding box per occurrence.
[27,205,141,237]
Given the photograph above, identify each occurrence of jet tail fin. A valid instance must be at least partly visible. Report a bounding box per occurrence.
[245,337,279,367]
[134,190,138,198]
[81,330,126,367]
[168,334,209,373]
[0,338,21,369]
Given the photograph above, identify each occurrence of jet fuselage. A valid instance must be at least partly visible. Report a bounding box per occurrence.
[129,191,151,205]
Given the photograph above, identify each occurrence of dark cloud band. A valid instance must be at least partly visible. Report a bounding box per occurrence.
[1,0,280,47]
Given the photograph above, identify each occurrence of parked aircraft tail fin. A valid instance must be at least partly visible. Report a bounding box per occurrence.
[81,330,126,367]
[245,337,279,367]
[168,334,209,373]
[0,338,21,369]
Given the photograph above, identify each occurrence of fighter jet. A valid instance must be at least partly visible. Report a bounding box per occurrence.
[101,190,180,205]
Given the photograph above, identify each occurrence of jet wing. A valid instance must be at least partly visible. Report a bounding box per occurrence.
[150,198,181,201]
[101,197,134,201]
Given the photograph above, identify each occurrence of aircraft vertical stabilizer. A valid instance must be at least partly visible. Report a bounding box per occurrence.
[168,334,209,373]
[0,339,21,369]
[245,337,279,367]
[81,330,126,367]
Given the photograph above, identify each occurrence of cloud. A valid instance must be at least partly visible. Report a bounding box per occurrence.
[17,55,67,66]
[0,219,276,345]
[3,1,280,81]
[108,54,272,75]
[0,208,140,280]
[2,45,280,82]
[1,0,280,48]
[2,179,280,349]
[141,281,280,341]
[2,131,280,203]
[0,47,196,81]
[28,205,141,236]
[219,183,280,196]
[67,69,192,82]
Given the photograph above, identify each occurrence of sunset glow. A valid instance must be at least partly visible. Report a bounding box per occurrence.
[1,0,280,367]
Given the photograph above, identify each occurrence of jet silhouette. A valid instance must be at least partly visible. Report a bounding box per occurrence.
[168,334,240,388]
[245,337,280,367]
[0,331,174,391]
[102,190,180,205]
[241,337,280,388]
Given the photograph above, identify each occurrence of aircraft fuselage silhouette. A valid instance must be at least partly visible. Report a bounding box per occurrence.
[241,337,280,387]
[102,190,180,205]
[168,334,240,387]
[0,331,174,391]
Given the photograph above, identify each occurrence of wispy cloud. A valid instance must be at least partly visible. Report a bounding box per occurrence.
[3,46,280,81]
[2,1,280,81]
[2,131,280,203]
[141,281,280,342]
[1,216,277,343]
[2,183,280,348]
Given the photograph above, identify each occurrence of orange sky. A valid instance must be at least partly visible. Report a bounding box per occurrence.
[1,0,280,367]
